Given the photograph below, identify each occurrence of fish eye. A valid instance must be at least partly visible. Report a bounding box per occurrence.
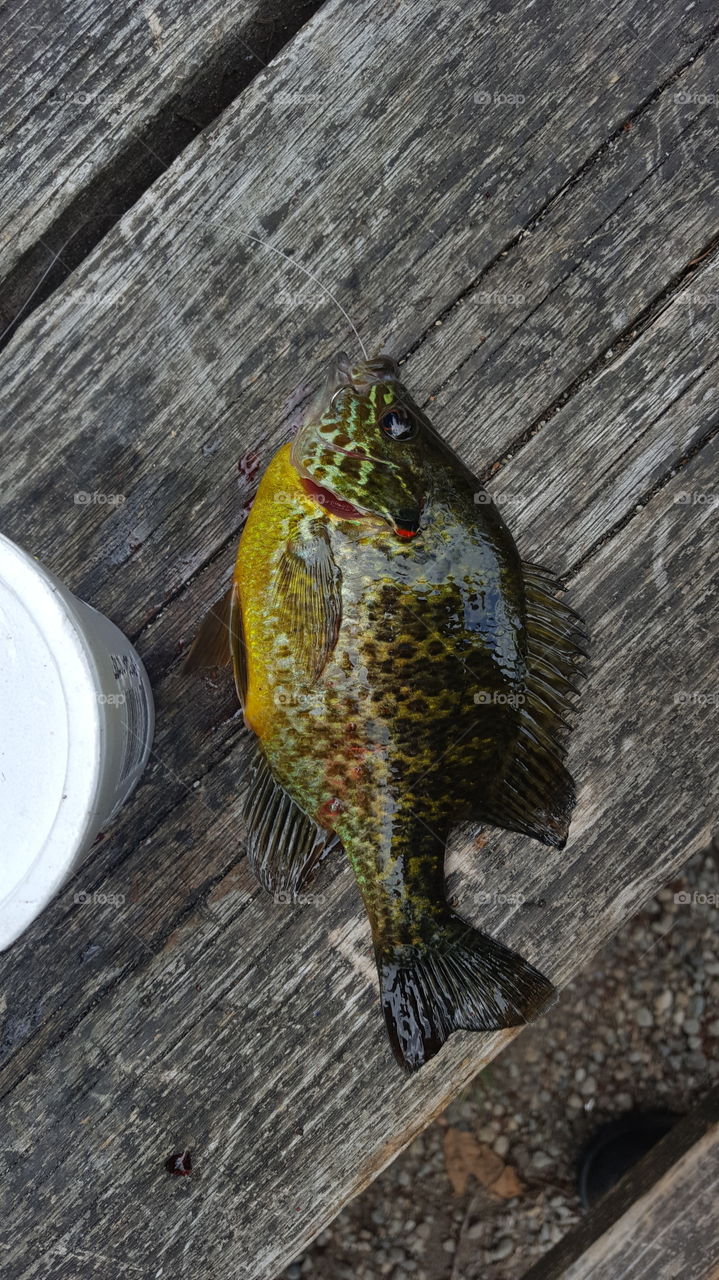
[381,409,417,441]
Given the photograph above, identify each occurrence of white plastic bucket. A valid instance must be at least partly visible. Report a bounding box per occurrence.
[0,534,154,949]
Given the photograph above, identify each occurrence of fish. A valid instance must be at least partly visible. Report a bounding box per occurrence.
[186,352,589,1072]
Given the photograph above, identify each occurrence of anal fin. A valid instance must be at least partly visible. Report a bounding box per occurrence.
[244,749,340,896]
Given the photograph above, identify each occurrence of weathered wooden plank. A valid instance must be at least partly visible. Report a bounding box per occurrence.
[1,0,717,631]
[1,246,716,1101]
[0,0,325,342]
[523,1086,719,1280]
[0,0,717,1273]
[409,40,719,470]
[0,435,715,1279]
[560,1128,719,1280]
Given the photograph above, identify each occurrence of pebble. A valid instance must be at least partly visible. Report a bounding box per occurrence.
[491,1237,515,1261]
[494,1135,510,1157]
[532,1151,553,1170]
[687,1052,707,1070]
[478,1123,498,1142]
[654,990,673,1013]
[683,1019,700,1036]
[636,1007,653,1028]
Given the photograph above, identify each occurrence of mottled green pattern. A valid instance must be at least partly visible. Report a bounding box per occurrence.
[264,369,527,940]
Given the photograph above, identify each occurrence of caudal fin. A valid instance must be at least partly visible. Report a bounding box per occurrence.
[376,914,555,1072]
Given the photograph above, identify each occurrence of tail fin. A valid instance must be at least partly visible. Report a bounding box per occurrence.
[376,913,555,1072]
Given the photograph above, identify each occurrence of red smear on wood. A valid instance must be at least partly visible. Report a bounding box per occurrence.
[166,1150,192,1176]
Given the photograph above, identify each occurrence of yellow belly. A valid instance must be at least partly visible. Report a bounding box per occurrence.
[233,442,316,740]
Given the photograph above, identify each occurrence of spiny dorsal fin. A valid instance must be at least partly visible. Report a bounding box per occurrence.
[482,561,589,849]
[244,748,341,895]
[184,582,247,708]
[273,515,342,681]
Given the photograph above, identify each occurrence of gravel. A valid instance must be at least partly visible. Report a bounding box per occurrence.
[276,842,718,1280]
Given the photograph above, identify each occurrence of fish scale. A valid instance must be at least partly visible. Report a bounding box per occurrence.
[186,352,589,1072]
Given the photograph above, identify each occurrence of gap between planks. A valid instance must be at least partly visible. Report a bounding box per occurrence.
[2,12,717,365]
[0,0,326,353]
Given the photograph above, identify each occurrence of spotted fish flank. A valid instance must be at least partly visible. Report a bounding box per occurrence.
[188,353,589,1072]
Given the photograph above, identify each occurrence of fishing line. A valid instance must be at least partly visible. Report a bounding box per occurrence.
[241,232,369,360]
[0,223,90,347]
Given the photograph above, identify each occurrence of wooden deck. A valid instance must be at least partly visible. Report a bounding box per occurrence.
[0,0,717,1276]
[524,1086,719,1280]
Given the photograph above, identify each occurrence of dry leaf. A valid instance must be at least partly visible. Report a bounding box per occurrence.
[443,1128,525,1199]
[489,1164,524,1199]
[443,1129,503,1195]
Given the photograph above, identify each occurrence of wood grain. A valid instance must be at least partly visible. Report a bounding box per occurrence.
[0,438,715,1278]
[523,1087,719,1280]
[565,1128,719,1280]
[0,0,323,341]
[1,246,716,1105]
[0,0,717,1274]
[1,0,717,630]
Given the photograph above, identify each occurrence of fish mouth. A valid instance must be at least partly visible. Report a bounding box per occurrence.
[300,475,375,522]
[301,473,422,539]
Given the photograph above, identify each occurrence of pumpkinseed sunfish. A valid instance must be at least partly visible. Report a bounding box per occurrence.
[187,353,588,1071]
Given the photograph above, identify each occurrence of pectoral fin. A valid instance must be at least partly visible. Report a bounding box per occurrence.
[481,562,589,848]
[184,582,247,707]
[273,516,342,681]
[244,748,341,895]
